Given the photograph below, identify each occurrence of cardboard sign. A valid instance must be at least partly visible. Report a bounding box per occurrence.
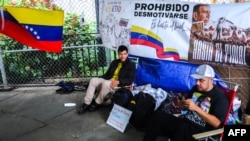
[106,104,132,133]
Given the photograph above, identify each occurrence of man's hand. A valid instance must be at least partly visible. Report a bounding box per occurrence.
[179,99,199,111]
[110,80,119,89]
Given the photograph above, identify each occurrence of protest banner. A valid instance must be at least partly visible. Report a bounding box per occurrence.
[99,0,250,66]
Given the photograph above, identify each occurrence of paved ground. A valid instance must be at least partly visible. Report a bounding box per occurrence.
[0,86,167,141]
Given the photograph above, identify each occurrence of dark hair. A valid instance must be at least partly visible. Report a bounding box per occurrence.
[192,4,210,22]
[118,45,128,53]
[193,4,209,13]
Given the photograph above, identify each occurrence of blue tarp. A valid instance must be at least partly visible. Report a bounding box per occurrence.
[134,57,228,93]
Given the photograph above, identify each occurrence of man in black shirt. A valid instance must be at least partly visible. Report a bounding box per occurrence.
[142,64,229,141]
[78,45,136,114]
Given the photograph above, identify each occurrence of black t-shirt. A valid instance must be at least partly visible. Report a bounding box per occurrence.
[183,85,229,131]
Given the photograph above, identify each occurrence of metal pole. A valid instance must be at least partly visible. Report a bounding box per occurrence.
[214,78,241,87]
[95,0,100,34]
[0,49,8,88]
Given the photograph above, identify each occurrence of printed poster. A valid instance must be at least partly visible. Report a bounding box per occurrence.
[99,0,250,66]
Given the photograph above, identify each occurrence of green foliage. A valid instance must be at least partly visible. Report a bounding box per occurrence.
[0,0,100,84]
[63,13,96,46]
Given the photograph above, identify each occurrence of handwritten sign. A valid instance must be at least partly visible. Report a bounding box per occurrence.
[106,104,132,133]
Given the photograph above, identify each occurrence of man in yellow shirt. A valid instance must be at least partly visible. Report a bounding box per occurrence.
[78,45,136,114]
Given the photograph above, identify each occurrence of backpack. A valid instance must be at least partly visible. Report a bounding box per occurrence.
[111,87,133,107]
[127,91,156,130]
[56,81,75,94]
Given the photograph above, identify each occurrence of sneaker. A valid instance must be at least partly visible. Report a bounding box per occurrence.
[88,101,101,112]
[77,103,90,115]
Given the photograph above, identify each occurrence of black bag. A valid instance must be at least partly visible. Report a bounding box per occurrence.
[111,88,133,107]
[127,92,156,130]
[56,81,75,94]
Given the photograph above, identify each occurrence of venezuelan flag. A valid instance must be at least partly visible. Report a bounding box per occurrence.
[130,25,180,60]
[130,25,163,49]
[0,6,64,53]
[162,48,180,61]
[119,18,128,27]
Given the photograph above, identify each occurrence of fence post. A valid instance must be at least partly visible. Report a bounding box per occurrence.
[0,49,8,88]
[96,36,107,67]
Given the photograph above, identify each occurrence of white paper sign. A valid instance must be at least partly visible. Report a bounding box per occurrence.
[106,104,132,133]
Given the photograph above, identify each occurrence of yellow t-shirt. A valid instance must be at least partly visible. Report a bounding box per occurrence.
[112,62,122,80]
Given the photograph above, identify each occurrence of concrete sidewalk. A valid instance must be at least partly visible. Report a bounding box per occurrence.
[0,86,167,141]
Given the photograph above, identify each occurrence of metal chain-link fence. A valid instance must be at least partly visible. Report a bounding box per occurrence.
[213,65,250,109]
[0,0,249,108]
[0,36,117,86]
